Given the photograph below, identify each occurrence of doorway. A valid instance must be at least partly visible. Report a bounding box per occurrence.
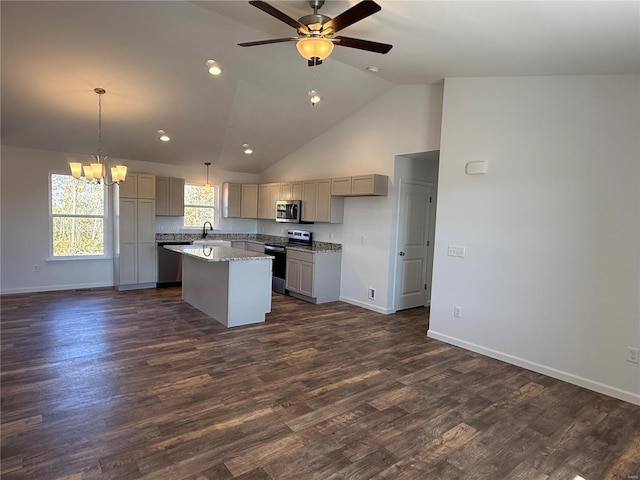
[392,152,439,312]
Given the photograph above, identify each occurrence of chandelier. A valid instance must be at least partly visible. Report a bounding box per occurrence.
[69,88,127,185]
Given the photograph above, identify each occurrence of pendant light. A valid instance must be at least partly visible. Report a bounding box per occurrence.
[204,162,211,193]
[69,88,127,185]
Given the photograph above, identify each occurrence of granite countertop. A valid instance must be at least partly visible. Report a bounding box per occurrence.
[156,233,342,253]
[164,245,273,263]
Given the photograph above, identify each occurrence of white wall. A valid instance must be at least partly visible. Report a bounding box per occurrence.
[0,145,258,293]
[429,75,640,404]
[259,85,444,312]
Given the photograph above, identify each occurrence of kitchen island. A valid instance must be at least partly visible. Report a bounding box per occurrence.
[165,245,273,328]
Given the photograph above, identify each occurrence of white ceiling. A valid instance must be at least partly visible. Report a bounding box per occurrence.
[2,1,638,173]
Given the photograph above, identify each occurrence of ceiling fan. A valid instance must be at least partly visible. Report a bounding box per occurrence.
[238,0,393,66]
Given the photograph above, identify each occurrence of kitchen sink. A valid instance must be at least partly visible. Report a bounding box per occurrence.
[191,239,231,247]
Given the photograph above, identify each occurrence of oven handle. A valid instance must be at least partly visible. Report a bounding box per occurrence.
[264,245,286,253]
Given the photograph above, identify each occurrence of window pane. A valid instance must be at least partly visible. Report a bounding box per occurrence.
[184,207,215,228]
[184,184,214,206]
[52,217,104,256]
[51,174,104,215]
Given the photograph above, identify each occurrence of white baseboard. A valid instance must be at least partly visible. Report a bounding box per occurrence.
[427,330,640,406]
[1,282,114,295]
[339,295,393,314]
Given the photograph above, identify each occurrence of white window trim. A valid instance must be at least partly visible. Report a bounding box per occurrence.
[49,171,110,261]
[183,183,220,230]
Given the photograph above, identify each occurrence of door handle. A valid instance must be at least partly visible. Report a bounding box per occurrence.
[399,251,405,256]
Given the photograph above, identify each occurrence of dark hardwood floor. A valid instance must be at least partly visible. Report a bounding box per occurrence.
[1,287,639,479]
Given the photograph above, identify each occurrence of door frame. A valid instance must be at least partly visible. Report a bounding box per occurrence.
[392,177,437,312]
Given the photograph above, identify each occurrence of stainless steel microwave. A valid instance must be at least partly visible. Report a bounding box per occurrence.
[276,200,301,223]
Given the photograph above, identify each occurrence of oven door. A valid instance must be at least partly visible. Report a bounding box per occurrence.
[264,245,286,294]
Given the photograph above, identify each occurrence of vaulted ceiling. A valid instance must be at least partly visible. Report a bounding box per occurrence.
[2,1,638,173]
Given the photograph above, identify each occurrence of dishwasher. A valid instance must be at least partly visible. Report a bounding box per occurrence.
[157,241,191,287]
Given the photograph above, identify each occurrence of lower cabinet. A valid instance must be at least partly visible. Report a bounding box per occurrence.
[285,249,341,303]
[245,241,264,253]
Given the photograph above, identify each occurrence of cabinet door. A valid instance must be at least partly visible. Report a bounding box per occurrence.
[137,199,156,283]
[137,174,156,199]
[241,184,258,218]
[299,261,314,297]
[291,182,303,201]
[155,177,169,215]
[302,181,317,222]
[169,178,185,216]
[315,179,332,222]
[119,198,137,284]
[331,177,351,196]
[119,173,138,199]
[258,184,272,219]
[285,259,300,292]
[223,183,241,218]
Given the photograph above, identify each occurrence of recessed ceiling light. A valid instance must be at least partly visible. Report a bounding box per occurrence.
[157,129,170,142]
[366,66,380,73]
[206,59,222,76]
[242,143,253,155]
[308,90,321,104]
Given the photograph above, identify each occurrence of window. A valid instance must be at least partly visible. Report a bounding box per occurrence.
[50,173,106,257]
[184,184,216,228]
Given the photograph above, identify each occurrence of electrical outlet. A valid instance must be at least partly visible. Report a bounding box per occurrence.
[453,306,461,318]
[448,246,465,258]
[361,235,366,244]
[33,265,40,272]
[368,288,375,300]
[628,347,639,364]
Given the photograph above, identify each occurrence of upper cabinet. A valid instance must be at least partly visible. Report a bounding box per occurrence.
[258,183,281,219]
[302,179,344,223]
[331,174,388,197]
[280,181,303,201]
[221,182,259,219]
[155,177,184,216]
[222,182,241,218]
[119,173,156,199]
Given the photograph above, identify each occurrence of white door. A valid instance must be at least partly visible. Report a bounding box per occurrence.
[395,180,433,311]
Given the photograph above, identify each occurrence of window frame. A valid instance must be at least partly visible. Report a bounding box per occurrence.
[182,183,219,230]
[48,171,110,261]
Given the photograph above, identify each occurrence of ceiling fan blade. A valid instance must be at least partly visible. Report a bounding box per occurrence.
[321,0,381,34]
[333,36,392,54]
[249,1,309,34]
[238,37,298,47]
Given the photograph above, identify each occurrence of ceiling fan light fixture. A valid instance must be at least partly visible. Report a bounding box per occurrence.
[296,37,334,61]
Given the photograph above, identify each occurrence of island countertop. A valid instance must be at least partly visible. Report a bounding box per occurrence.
[165,245,273,262]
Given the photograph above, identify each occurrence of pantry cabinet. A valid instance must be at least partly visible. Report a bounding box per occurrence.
[115,173,156,290]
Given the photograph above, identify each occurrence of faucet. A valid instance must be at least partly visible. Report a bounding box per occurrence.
[202,221,213,239]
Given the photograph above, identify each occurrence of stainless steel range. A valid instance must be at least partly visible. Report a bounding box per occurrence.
[264,230,312,294]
